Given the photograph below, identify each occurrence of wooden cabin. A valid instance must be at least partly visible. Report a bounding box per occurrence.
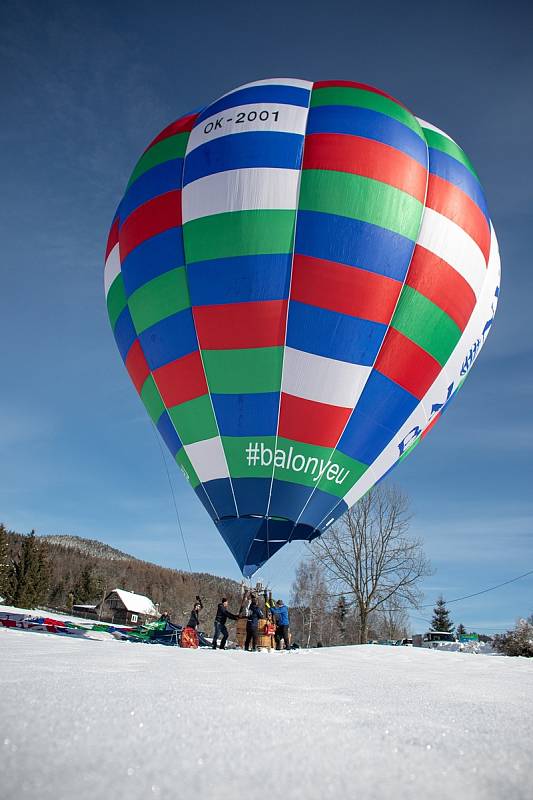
[96,588,158,626]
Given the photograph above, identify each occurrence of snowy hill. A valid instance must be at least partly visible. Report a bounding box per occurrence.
[1,629,531,800]
[40,534,137,561]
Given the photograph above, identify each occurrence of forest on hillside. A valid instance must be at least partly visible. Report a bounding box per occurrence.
[0,524,242,627]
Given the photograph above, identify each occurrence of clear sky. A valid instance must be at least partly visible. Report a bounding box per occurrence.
[1,0,531,634]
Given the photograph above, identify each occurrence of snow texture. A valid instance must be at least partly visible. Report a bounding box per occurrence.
[0,627,531,800]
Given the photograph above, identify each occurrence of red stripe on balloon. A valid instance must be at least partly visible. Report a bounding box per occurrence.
[302,133,427,202]
[119,191,181,261]
[406,245,476,332]
[278,393,352,448]
[426,174,491,263]
[291,254,401,325]
[312,80,405,106]
[125,339,151,394]
[153,350,208,407]
[145,113,198,150]
[105,217,120,261]
[193,300,288,350]
[375,328,441,400]
[421,413,441,440]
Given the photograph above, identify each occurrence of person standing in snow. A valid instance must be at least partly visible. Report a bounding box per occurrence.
[245,595,264,651]
[271,599,291,651]
[186,596,203,630]
[212,597,239,650]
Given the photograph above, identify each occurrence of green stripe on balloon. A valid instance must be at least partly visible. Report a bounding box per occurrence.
[140,375,165,423]
[183,210,296,262]
[128,267,190,334]
[168,394,218,445]
[310,86,423,137]
[175,448,200,489]
[201,347,283,394]
[106,275,127,330]
[127,132,190,188]
[391,285,462,366]
[221,435,367,498]
[299,169,423,241]
[422,128,479,180]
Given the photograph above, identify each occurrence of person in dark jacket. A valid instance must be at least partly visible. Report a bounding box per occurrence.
[186,596,203,630]
[271,599,290,651]
[212,597,239,650]
[245,595,264,651]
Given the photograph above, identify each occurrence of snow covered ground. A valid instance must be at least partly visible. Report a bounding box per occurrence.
[1,627,531,800]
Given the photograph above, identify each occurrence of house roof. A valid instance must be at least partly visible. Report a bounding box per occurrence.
[109,588,158,616]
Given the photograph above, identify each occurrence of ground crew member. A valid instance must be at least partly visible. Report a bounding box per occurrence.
[212,597,239,650]
[271,599,290,650]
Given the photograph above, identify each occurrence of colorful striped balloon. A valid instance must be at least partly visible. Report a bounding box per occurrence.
[104,78,500,577]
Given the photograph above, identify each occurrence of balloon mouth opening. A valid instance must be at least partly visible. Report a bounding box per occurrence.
[214,515,319,576]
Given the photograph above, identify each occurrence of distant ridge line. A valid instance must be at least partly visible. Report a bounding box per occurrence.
[40,535,136,562]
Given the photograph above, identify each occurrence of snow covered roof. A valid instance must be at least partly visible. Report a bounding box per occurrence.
[109,589,158,616]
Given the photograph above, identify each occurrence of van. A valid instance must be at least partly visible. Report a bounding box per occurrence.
[421,630,457,648]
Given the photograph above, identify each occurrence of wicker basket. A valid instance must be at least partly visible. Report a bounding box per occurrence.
[236,617,275,650]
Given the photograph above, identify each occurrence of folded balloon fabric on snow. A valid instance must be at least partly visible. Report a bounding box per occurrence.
[104,78,500,576]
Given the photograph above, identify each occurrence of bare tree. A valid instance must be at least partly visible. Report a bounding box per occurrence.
[310,485,432,644]
[376,601,410,641]
[290,559,329,648]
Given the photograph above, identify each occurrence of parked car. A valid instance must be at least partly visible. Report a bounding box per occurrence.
[395,638,413,646]
[421,630,457,648]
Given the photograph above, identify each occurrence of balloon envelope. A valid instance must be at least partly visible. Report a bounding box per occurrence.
[105,78,500,576]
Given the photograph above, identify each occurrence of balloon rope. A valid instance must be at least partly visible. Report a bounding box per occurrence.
[151,423,192,572]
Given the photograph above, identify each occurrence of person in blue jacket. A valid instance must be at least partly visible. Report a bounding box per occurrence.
[245,595,263,651]
[271,599,290,651]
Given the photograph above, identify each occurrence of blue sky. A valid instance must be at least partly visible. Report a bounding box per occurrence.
[1,0,531,633]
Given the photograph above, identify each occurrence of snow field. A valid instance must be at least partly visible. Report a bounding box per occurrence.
[0,628,531,800]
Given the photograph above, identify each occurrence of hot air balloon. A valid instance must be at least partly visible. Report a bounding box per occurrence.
[104,78,500,577]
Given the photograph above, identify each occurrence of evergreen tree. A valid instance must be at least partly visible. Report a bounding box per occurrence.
[12,531,41,608]
[0,523,13,601]
[335,595,348,643]
[73,567,102,603]
[431,596,454,632]
[456,623,466,637]
[35,540,51,606]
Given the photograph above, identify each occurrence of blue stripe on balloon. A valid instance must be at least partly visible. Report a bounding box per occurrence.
[231,478,270,517]
[214,516,266,575]
[183,132,304,185]
[138,308,197,370]
[211,393,279,437]
[119,160,183,222]
[294,489,349,532]
[194,84,310,125]
[295,210,414,282]
[268,479,341,528]
[156,411,182,457]
[336,371,419,463]
[306,105,427,166]
[113,306,137,362]
[428,148,489,223]
[121,228,184,297]
[245,537,287,570]
[194,485,218,522]
[287,301,386,365]
[201,478,237,519]
[187,254,291,305]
